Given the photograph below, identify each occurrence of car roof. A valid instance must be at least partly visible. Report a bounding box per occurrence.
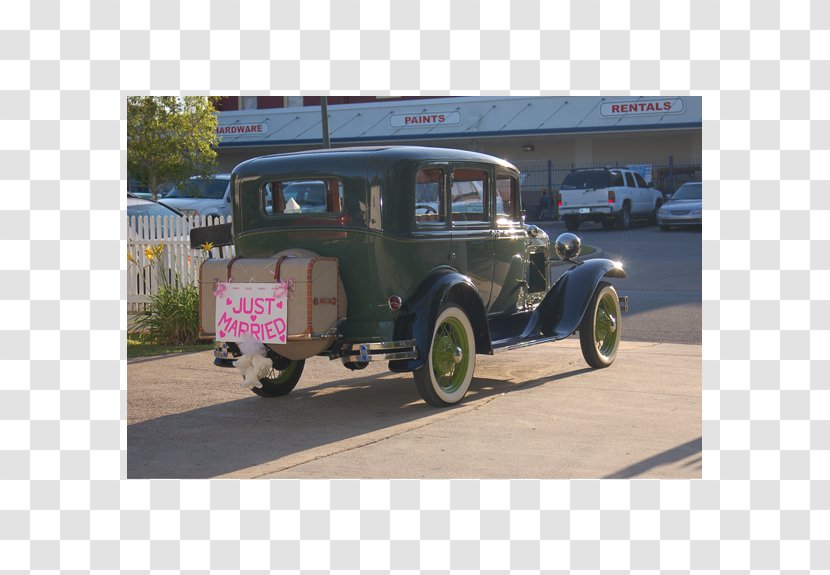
[236,145,519,174]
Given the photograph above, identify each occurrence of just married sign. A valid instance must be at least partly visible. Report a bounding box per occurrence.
[214,282,289,344]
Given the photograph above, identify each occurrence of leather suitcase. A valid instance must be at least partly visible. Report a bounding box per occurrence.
[199,252,344,340]
[273,255,341,336]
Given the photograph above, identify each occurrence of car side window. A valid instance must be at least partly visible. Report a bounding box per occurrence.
[633,172,648,188]
[414,167,446,225]
[451,168,489,223]
[609,170,625,187]
[624,172,636,187]
[495,174,519,222]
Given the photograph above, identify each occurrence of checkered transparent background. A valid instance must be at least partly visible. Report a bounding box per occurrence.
[1,0,828,570]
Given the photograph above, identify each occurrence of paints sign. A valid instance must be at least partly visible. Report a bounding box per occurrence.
[390,111,462,128]
[214,282,288,344]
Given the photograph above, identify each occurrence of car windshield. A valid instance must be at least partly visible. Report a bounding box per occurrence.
[283,182,327,209]
[672,183,702,200]
[166,178,228,199]
[560,170,612,190]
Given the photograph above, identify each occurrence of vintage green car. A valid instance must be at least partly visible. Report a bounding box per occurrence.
[193,146,628,406]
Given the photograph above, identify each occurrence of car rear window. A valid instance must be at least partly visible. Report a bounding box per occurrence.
[561,170,613,190]
[261,178,344,215]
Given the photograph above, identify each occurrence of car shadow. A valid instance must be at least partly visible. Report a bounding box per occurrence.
[602,437,702,479]
[127,363,596,479]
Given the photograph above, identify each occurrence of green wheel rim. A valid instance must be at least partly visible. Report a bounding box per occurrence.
[431,317,470,394]
[264,361,299,385]
[594,292,619,359]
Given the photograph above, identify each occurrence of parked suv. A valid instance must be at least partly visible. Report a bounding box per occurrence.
[161,174,231,222]
[193,147,628,407]
[558,168,664,231]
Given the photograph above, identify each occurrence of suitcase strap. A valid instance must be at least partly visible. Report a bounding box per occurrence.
[273,255,290,280]
[226,256,241,281]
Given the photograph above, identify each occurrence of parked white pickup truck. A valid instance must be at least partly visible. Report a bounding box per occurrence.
[557,168,664,231]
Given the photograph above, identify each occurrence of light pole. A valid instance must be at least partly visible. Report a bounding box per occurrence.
[321,97,331,148]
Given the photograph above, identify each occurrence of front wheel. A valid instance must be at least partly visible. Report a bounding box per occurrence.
[413,304,476,406]
[251,350,305,397]
[579,282,622,368]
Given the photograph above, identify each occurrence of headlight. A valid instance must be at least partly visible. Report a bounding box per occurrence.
[181,208,200,218]
[657,208,666,215]
[691,208,701,215]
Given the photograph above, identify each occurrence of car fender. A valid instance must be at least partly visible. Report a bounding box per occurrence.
[526,258,626,340]
[389,266,491,372]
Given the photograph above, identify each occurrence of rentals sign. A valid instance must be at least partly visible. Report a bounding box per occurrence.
[600,98,685,117]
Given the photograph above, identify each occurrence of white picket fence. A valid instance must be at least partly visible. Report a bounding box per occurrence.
[127,214,235,313]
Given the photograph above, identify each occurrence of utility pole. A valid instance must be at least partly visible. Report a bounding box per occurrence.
[320,97,331,148]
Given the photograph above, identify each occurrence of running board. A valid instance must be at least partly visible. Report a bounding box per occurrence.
[491,335,566,353]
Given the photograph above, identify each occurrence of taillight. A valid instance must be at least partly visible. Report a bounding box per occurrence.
[557,198,562,207]
[608,190,616,204]
[388,295,402,311]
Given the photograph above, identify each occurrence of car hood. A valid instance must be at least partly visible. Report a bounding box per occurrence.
[665,198,702,209]
[160,198,226,212]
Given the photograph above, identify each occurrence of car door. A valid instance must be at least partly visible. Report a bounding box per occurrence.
[623,171,642,214]
[449,165,494,307]
[488,171,529,315]
[632,171,652,213]
[412,164,454,284]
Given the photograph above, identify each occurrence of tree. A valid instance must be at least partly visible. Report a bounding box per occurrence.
[127,97,219,201]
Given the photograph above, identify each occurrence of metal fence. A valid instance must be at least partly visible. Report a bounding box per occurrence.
[515,156,702,221]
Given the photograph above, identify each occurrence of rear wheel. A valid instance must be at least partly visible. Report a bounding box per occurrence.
[414,304,476,406]
[615,204,631,230]
[564,216,580,231]
[579,282,622,368]
[251,349,305,397]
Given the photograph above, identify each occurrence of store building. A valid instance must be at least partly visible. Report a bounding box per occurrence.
[214,95,702,202]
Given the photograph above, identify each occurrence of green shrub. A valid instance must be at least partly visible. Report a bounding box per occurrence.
[131,282,201,345]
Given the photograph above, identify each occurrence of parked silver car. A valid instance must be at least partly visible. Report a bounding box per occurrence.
[656,182,702,230]
[160,174,231,222]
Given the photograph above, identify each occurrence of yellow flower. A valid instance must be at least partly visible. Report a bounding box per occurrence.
[200,241,214,252]
[127,251,137,265]
[144,244,163,261]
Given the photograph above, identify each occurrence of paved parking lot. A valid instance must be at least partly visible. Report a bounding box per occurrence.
[128,224,701,479]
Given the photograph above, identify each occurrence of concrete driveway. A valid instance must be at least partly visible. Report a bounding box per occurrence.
[128,339,700,479]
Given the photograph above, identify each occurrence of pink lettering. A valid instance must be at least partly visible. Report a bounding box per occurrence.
[264,321,276,340]
[251,323,262,341]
